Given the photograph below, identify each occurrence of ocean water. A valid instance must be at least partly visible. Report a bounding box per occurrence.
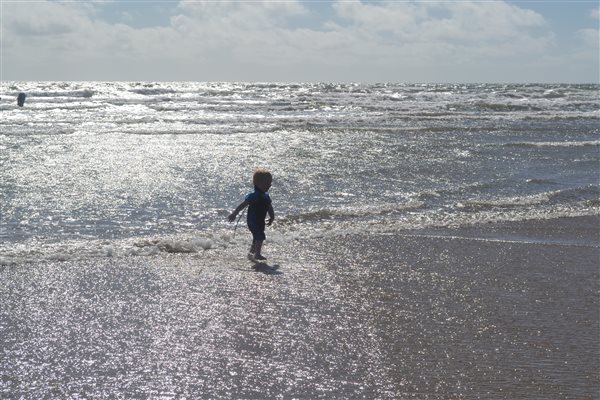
[1,82,598,263]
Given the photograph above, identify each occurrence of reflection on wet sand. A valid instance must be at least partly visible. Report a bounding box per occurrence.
[1,217,598,399]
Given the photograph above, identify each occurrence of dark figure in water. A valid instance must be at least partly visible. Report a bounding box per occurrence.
[228,169,275,261]
[17,93,26,107]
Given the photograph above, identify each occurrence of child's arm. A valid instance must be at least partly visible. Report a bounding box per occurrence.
[228,200,249,222]
[266,204,275,226]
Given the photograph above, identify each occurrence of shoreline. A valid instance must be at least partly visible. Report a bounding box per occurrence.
[400,214,599,247]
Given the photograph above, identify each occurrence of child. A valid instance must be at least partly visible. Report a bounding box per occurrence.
[228,169,274,261]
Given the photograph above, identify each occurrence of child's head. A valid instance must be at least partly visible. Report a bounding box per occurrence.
[253,169,272,192]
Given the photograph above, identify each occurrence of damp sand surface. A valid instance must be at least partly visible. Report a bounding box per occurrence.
[1,216,598,399]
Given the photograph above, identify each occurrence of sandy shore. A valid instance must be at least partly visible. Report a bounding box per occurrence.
[1,216,598,399]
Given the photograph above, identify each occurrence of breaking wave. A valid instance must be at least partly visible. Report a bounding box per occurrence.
[2,197,597,267]
[277,200,425,225]
[504,140,600,148]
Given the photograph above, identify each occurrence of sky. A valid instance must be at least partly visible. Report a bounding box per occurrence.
[1,0,598,83]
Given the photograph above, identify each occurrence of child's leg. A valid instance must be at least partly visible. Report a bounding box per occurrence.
[253,240,264,259]
[247,222,266,259]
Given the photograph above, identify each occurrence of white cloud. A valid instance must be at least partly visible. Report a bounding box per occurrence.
[304,0,553,78]
[3,1,93,37]
[176,0,306,30]
[0,0,596,82]
[333,1,423,35]
[591,8,600,20]
[332,1,546,46]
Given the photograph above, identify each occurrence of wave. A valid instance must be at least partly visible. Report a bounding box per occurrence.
[504,140,600,148]
[16,89,96,98]
[456,193,551,210]
[133,237,216,253]
[447,102,543,112]
[119,123,281,136]
[542,89,569,99]
[549,185,600,202]
[456,186,599,211]
[129,88,178,96]
[277,200,426,225]
[526,178,558,185]
[458,192,555,210]
[0,233,230,267]
[1,200,597,267]
[0,123,77,135]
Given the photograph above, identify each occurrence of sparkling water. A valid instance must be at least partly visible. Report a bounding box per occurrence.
[1,82,598,263]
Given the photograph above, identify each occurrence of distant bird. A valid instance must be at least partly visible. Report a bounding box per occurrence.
[17,93,26,107]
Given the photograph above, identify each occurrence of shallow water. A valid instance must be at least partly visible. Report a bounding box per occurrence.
[1,82,598,264]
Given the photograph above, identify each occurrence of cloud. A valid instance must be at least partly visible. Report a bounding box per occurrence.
[573,8,600,61]
[177,0,306,23]
[166,1,311,67]
[311,0,552,78]
[332,1,546,48]
[333,0,545,40]
[333,1,423,34]
[0,0,595,82]
[3,1,93,37]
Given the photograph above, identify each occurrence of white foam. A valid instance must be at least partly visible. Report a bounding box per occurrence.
[0,256,16,266]
[1,200,597,266]
[542,89,566,99]
[507,140,600,148]
[0,229,241,266]
[457,192,551,209]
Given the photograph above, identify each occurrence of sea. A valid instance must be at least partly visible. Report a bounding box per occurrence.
[1,82,598,264]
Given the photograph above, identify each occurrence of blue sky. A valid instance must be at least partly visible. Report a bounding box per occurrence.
[1,1,598,82]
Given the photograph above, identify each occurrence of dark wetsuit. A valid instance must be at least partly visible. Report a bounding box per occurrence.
[245,186,271,241]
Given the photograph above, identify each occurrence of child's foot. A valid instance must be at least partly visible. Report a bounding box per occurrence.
[253,254,267,261]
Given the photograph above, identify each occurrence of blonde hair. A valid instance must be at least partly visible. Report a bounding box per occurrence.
[253,168,272,185]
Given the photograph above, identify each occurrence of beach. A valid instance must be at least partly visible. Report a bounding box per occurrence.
[1,81,598,398]
[2,215,598,399]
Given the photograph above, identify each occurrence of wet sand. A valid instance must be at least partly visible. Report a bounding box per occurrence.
[1,216,598,399]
